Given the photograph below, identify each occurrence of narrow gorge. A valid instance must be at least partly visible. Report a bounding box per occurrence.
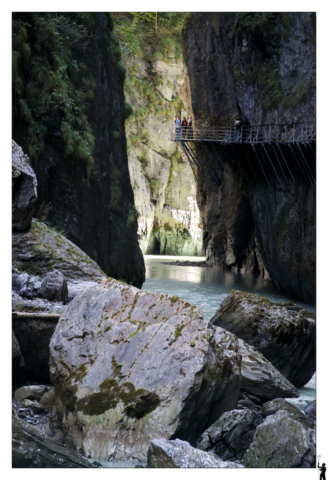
[12,12,316,469]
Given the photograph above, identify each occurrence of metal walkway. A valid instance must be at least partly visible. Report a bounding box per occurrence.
[172,122,316,186]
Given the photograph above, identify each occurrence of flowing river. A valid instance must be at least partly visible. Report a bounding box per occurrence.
[142,255,316,412]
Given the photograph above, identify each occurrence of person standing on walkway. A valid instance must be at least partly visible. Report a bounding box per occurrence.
[181,117,188,138]
[175,115,181,139]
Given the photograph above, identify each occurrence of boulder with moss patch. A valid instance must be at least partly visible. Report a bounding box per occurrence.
[49,280,241,463]
[211,291,315,388]
[12,219,105,281]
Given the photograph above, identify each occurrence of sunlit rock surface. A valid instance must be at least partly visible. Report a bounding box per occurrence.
[49,280,241,462]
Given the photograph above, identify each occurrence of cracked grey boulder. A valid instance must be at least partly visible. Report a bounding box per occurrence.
[238,339,299,402]
[242,410,316,468]
[49,280,241,463]
[40,270,68,304]
[147,439,244,468]
[12,140,38,232]
[211,291,316,388]
[261,398,313,428]
[198,409,262,461]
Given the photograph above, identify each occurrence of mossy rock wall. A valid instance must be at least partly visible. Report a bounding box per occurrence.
[12,13,145,288]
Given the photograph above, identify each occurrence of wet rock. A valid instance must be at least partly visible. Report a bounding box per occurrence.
[12,140,38,232]
[40,270,68,304]
[261,398,313,428]
[12,219,105,282]
[304,400,316,421]
[238,338,299,401]
[198,409,262,461]
[147,439,244,468]
[49,280,241,462]
[12,415,102,468]
[242,410,316,468]
[211,291,315,387]
[13,385,49,403]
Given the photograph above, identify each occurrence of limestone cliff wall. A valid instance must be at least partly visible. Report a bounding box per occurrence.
[182,13,316,302]
[124,55,202,256]
[12,13,145,288]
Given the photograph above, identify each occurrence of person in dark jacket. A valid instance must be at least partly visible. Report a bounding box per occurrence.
[181,117,188,138]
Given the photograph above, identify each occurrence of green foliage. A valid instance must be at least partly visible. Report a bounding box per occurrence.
[127,204,140,228]
[234,13,277,35]
[12,13,97,176]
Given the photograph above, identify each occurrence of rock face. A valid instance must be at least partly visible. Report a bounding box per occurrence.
[238,338,299,401]
[147,439,243,468]
[49,281,241,462]
[124,54,202,256]
[12,140,38,232]
[13,13,145,288]
[40,270,68,304]
[182,13,316,302]
[198,409,262,461]
[12,415,101,468]
[261,398,313,429]
[211,291,316,388]
[242,410,316,468]
[12,219,105,282]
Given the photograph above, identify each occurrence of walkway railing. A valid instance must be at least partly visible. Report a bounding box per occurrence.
[171,122,316,144]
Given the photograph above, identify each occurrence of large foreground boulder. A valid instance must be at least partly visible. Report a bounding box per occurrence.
[12,415,101,468]
[49,281,241,462]
[211,291,315,387]
[12,140,37,232]
[147,439,244,468]
[238,339,299,402]
[198,409,262,461]
[242,410,316,468]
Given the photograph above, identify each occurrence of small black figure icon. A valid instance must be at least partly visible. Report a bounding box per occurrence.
[318,462,326,480]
